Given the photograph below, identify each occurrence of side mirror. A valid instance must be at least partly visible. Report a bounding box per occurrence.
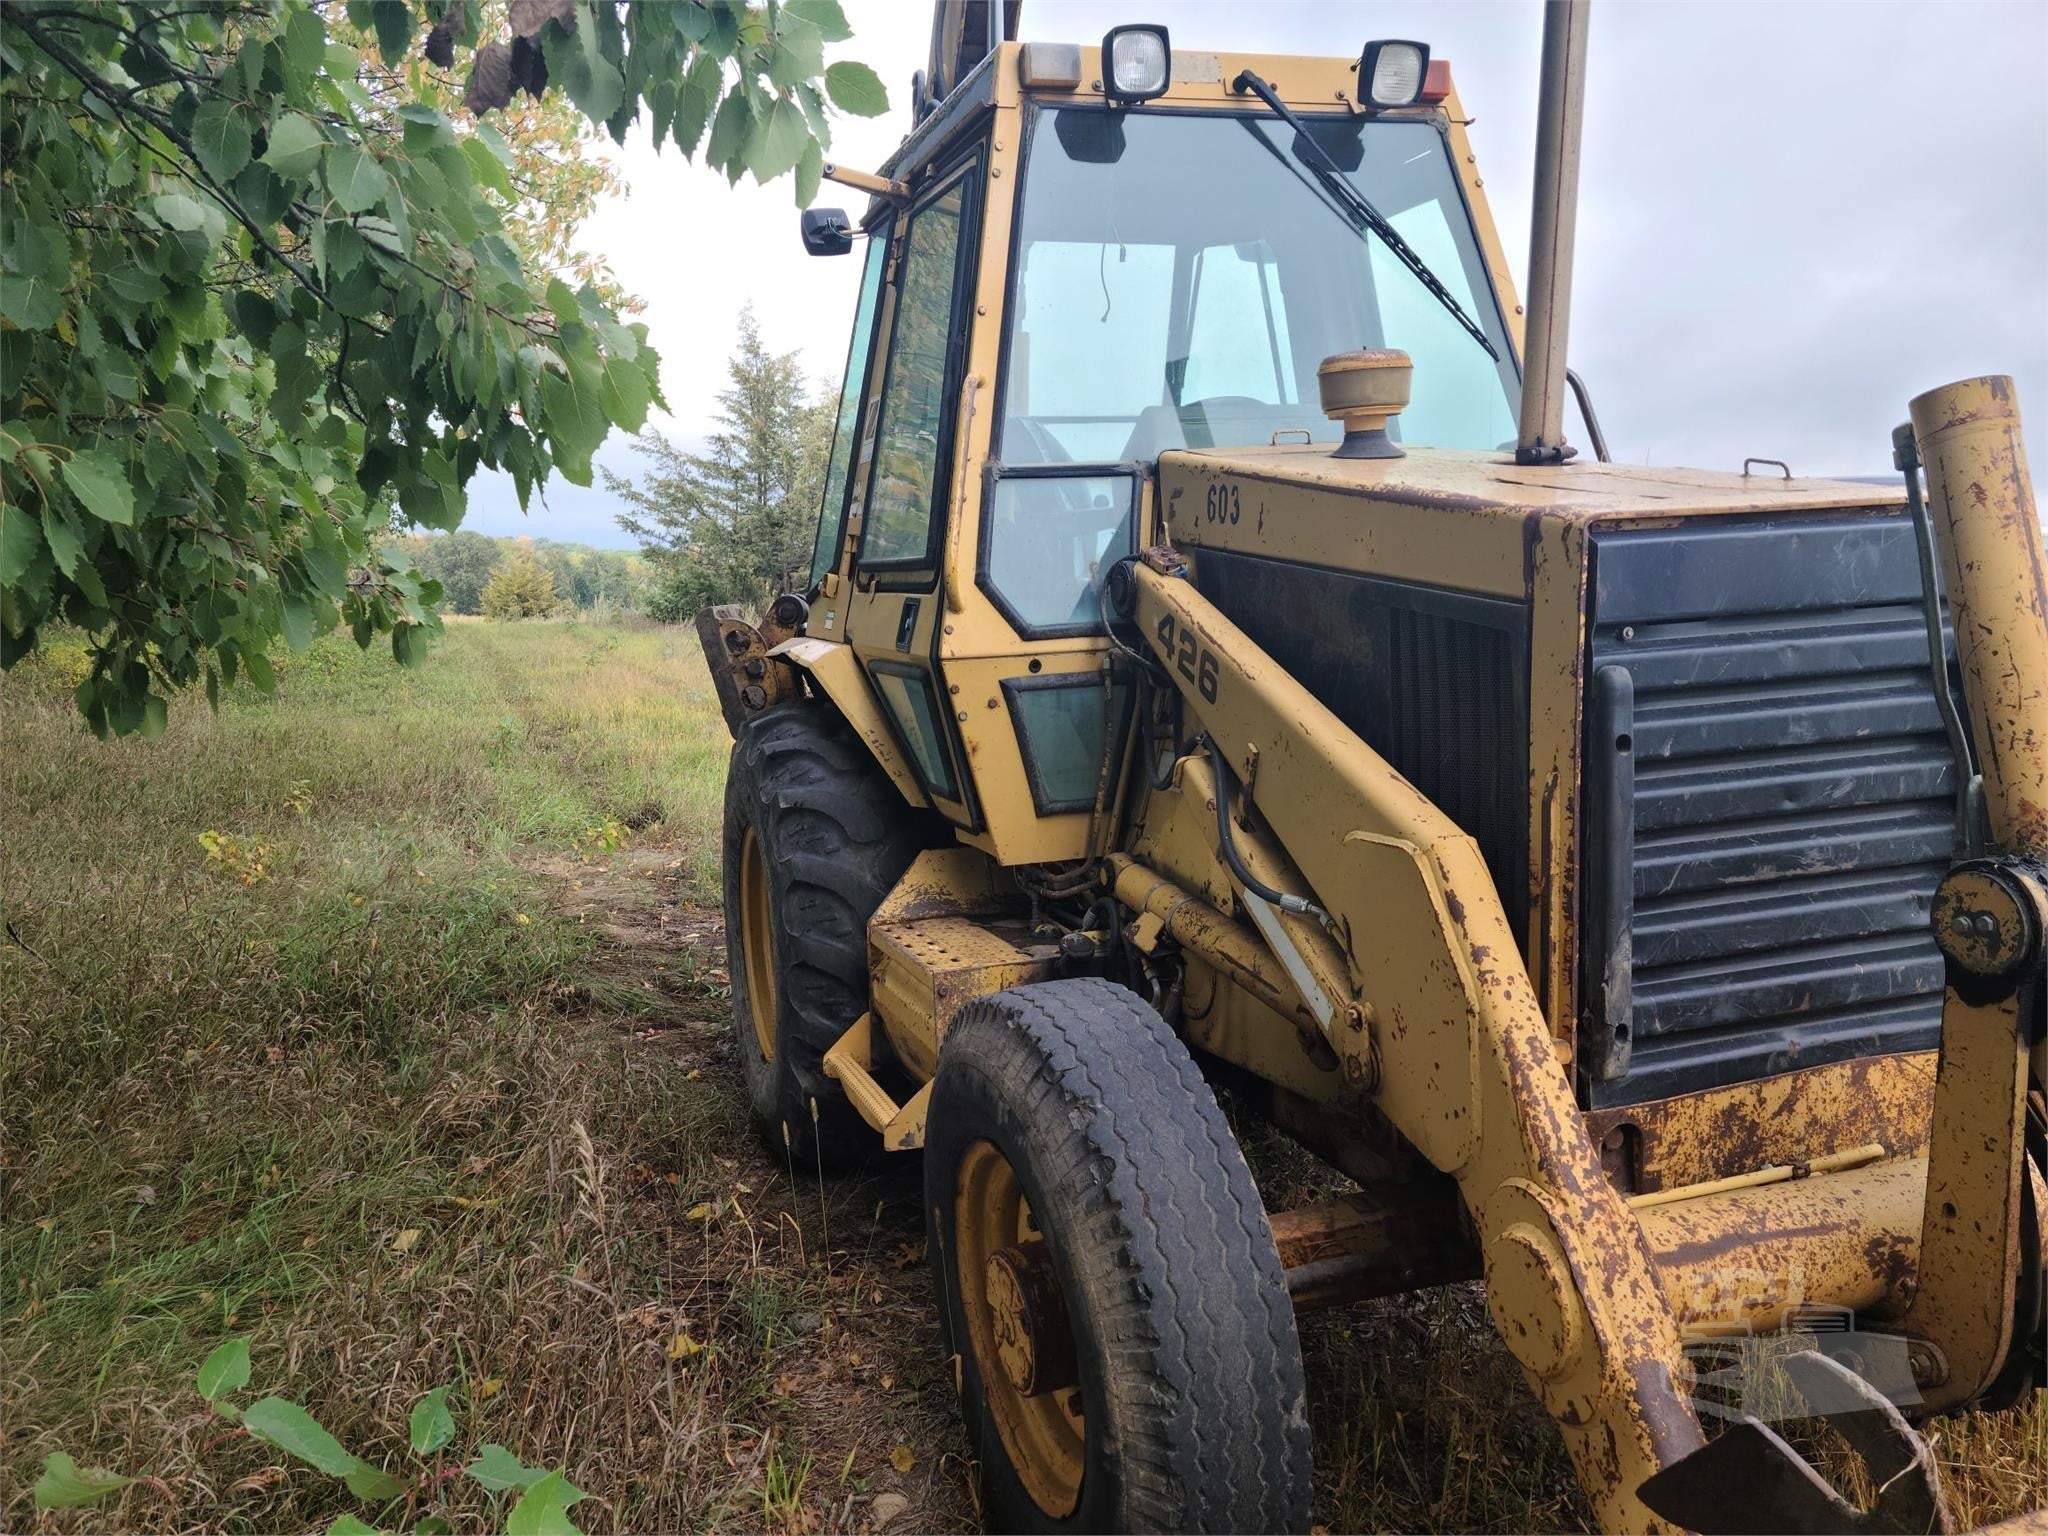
[800,208,854,257]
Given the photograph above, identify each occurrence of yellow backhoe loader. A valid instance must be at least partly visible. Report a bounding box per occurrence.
[696,3,2047,1530]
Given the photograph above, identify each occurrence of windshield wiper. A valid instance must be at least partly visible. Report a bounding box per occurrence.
[1231,69,1500,362]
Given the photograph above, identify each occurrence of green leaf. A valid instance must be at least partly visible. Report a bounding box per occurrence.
[300,542,347,598]
[672,50,721,156]
[244,646,278,694]
[323,145,391,214]
[3,202,66,278]
[464,1443,550,1493]
[460,135,515,198]
[61,449,135,526]
[785,0,852,42]
[544,277,583,327]
[283,6,326,76]
[242,1396,358,1475]
[398,102,455,151]
[151,192,223,243]
[0,211,69,328]
[600,355,651,434]
[280,592,313,652]
[262,112,325,181]
[539,368,606,486]
[230,288,281,347]
[140,693,168,739]
[369,0,412,66]
[41,503,83,578]
[408,1385,456,1454]
[343,1461,407,1501]
[748,96,810,185]
[795,137,823,209]
[107,266,167,304]
[1,503,45,586]
[0,268,62,330]
[704,88,752,176]
[543,16,624,124]
[33,1452,134,1512]
[234,160,295,226]
[768,20,825,92]
[328,1516,382,1536]
[196,1337,251,1400]
[824,60,888,117]
[391,621,429,667]
[192,99,253,182]
[506,1470,586,1536]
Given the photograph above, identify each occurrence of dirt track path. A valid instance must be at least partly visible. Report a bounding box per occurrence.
[526,846,980,1535]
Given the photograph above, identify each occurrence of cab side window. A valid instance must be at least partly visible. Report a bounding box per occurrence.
[808,219,892,588]
[858,171,974,569]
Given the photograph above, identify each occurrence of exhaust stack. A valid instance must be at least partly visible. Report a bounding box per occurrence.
[1515,0,1593,465]
[1909,377,2048,856]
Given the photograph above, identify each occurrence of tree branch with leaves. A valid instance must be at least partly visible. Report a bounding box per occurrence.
[0,0,884,735]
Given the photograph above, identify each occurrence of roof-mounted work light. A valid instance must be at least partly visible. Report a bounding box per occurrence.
[1358,39,1430,108]
[1102,25,1169,103]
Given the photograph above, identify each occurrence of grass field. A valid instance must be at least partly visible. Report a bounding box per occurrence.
[2,621,2040,1533]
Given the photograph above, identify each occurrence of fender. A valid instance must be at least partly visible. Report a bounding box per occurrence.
[771,637,930,811]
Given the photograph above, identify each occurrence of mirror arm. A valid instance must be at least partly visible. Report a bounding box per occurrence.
[822,162,911,205]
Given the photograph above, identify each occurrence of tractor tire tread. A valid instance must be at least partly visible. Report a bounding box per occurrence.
[724,699,930,1163]
[931,976,1311,1534]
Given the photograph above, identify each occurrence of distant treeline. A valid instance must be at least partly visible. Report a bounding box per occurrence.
[383,531,654,619]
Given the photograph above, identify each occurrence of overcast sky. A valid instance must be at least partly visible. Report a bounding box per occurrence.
[462,0,2048,548]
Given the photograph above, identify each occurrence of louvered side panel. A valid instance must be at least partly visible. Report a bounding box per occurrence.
[1583,515,1959,1107]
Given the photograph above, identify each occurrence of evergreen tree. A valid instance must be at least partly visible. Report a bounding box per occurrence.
[606,308,835,618]
[480,546,559,620]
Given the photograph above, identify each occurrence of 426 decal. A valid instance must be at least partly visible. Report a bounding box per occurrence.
[1154,613,1220,703]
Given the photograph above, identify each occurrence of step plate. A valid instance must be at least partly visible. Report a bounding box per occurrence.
[869,915,1061,1081]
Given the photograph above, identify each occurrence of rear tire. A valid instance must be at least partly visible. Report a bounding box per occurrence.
[722,700,929,1165]
[924,977,1313,1534]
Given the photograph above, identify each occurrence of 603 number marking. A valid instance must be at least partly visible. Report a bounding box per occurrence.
[1155,613,1220,702]
[1205,481,1242,525]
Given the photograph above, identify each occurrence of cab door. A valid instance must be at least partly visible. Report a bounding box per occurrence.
[840,148,985,830]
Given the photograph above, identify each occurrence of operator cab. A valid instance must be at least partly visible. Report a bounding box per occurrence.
[796,32,1527,871]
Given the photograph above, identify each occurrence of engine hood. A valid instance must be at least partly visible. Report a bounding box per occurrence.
[1155,443,1907,600]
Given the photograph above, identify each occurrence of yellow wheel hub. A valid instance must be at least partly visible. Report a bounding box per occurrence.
[737,825,777,1062]
[955,1140,1086,1518]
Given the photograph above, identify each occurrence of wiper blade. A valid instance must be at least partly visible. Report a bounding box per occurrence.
[1231,69,1500,362]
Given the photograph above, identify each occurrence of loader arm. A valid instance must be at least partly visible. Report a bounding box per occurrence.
[1127,558,1704,1532]
[1121,367,2048,1532]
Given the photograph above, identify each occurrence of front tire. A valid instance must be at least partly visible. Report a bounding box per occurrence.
[924,977,1313,1534]
[722,700,928,1165]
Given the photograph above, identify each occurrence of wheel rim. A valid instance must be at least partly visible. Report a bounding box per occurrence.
[954,1139,1086,1518]
[737,825,777,1062]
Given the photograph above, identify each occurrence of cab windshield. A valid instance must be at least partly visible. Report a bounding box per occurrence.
[999,107,1519,464]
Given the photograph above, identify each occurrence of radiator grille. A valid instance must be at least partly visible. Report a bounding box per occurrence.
[1193,550,1529,939]
[1583,514,1959,1107]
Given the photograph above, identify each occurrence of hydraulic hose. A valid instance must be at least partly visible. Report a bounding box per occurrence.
[1204,737,1331,927]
